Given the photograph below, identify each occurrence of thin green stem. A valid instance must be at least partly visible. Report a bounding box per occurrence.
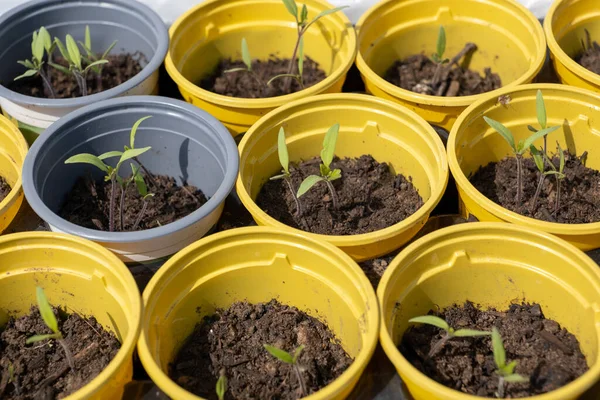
[58,338,75,371]
[284,177,302,217]
[39,69,56,98]
[498,376,506,398]
[132,199,149,230]
[283,26,304,91]
[516,155,523,205]
[530,173,544,214]
[554,179,561,215]
[108,175,117,232]
[325,179,339,209]
[293,363,307,397]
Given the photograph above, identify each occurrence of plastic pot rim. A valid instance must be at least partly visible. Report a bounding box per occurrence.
[21,95,239,243]
[0,0,169,109]
[447,83,600,236]
[236,93,449,247]
[544,0,600,89]
[0,231,142,400]
[377,221,600,400]
[164,0,357,110]
[0,114,28,211]
[354,0,547,107]
[138,225,380,400]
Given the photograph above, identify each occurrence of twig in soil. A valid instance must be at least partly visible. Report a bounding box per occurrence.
[538,330,573,355]
[264,344,307,397]
[35,342,99,393]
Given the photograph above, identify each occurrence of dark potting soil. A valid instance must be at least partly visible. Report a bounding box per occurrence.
[10,53,144,99]
[400,302,589,398]
[200,57,326,98]
[0,176,12,203]
[0,306,121,399]
[169,299,353,400]
[575,30,600,75]
[384,45,502,97]
[256,155,424,236]
[59,174,206,232]
[469,152,600,224]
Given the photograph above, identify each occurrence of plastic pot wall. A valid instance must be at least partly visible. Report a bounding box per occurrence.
[355,0,546,130]
[448,84,600,251]
[236,93,448,261]
[0,114,28,233]
[0,232,141,400]
[137,227,379,400]
[0,0,168,144]
[378,222,600,400]
[21,96,239,263]
[165,0,357,136]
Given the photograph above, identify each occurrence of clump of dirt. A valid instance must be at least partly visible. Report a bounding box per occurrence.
[384,43,501,96]
[256,155,424,236]
[469,151,600,223]
[59,174,206,231]
[169,299,353,399]
[575,29,600,75]
[0,306,121,399]
[0,176,12,203]
[401,302,589,398]
[10,53,144,98]
[201,57,326,98]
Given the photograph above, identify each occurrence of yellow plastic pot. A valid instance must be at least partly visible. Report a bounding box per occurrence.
[165,0,356,136]
[355,0,546,130]
[448,83,600,251]
[545,0,600,92]
[0,232,141,400]
[137,226,379,400]
[378,222,600,400]
[0,114,28,233]
[236,93,448,261]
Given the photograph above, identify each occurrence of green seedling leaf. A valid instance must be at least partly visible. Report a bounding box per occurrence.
[17,60,36,69]
[267,73,301,86]
[264,344,294,364]
[320,123,340,168]
[31,31,38,57]
[306,6,348,30]
[36,287,59,334]
[292,345,304,363]
[216,374,227,400]
[65,153,109,173]
[119,147,152,165]
[484,116,515,152]
[33,31,45,62]
[224,67,249,74]
[134,173,148,197]
[277,127,289,175]
[241,38,252,71]
[85,25,92,51]
[328,168,342,181]
[300,4,308,24]
[54,38,70,63]
[130,115,152,149]
[527,125,538,133]
[536,89,546,129]
[66,34,82,69]
[505,360,517,374]
[282,0,298,19]
[436,26,446,60]
[520,125,560,153]
[84,59,109,72]
[102,40,118,60]
[320,163,330,177]
[558,144,565,173]
[492,327,506,369]
[298,36,304,77]
[409,315,450,331]
[25,333,60,344]
[503,374,529,383]
[530,146,544,173]
[39,27,52,54]
[270,174,287,181]
[14,69,38,80]
[297,175,324,197]
[98,150,123,160]
[454,329,492,337]
[48,62,71,75]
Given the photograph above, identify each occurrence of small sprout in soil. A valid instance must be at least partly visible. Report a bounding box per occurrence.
[215,369,227,400]
[78,25,117,92]
[544,143,567,215]
[430,26,449,87]
[26,287,75,371]
[6,361,20,395]
[491,327,528,398]
[264,344,307,396]
[270,127,302,216]
[409,315,491,357]
[15,27,56,98]
[296,123,342,209]
[483,114,559,205]
[224,38,266,90]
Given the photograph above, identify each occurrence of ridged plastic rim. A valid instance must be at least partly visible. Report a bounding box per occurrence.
[0,115,28,212]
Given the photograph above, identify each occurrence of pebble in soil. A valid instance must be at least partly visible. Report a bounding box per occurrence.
[470,151,600,223]
[59,174,206,232]
[575,30,600,75]
[401,302,589,398]
[200,57,326,98]
[10,54,144,99]
[0,306,121,399]
[169,300,353,400]
[256,155,424,236]
[0,176,12,203]
[384,44,502,97]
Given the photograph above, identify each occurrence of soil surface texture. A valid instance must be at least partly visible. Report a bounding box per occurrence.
[59,173,206,231]
[401,302,588,398]
[169,299,353,400]
[0,306,121,399]
[384,44,502,97]
[575,30,600,75]
[201,57,326,98]
[0,176,12,203]
[470,152,600,223]
[10,53,144,99]
[256,155,424,236]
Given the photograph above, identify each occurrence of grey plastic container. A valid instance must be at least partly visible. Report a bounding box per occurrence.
[22,96,239,263]
[0,0,168,144]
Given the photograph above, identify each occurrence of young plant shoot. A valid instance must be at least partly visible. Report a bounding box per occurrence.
[26,287,75,371]
[270,127,302,216]
[491,327,528,398]
[224,38,267,90]
[430,26,449,87]
[264,344,307,397]
[483,116,559,205]
[545,144,567,215]
[78,25,117,92]
[216,369,227,400]
[14,27,56,98]
[296,123,342,209]
[408,315,491,357]
[64,116,154,232]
